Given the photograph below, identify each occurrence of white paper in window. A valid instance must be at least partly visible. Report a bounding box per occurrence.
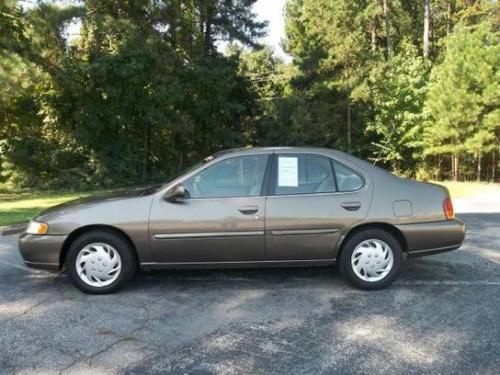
[278,157,298,187]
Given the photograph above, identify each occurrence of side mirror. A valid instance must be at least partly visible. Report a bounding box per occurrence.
[165,184,188,202]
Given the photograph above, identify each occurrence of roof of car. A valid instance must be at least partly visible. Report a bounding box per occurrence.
[215,146,385,176]
[217,146,362,161]
[218,146,338,155]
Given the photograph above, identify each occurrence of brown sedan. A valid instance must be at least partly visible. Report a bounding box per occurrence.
[19,147,465,293]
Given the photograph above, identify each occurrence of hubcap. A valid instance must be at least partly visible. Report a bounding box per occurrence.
[76,243,121,287]
[351,239,394,282]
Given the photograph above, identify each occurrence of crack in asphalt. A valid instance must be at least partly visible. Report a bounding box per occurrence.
[2,297,50,326]
[59,326,148,374]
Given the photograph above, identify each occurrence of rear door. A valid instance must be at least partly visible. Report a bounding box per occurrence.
[265,151,372,260]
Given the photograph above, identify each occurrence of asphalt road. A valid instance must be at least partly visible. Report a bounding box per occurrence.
[1,213,499,374]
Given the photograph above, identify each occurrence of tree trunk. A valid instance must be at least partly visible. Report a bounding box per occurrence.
[203,1,214,57]
[383,0,392,58]
[347,99,352,153]
[371,19,377,52]
[142,127,150,183]
[178,152,184,174]
[477,150,481,181]
[167,1,178,47]
[454,153,459,181]
[492,148,496,182]
[446,1,452,36]
[205,19,212,56]
[423,0,430,60]
[451,154,455,181]
[437,156,442,180]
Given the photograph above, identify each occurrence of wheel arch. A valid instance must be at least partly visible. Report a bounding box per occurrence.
[336,222,408,259]
[60,225,139,270]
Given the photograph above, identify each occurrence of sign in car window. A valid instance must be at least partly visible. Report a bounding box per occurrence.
[278,157,298,187]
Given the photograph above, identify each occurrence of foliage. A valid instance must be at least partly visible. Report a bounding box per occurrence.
[424,19,499,161]
[1,0,264,188]
[0,0,499,189]
[366,42,430,175]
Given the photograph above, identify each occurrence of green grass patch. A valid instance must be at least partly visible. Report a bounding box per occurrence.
[0,191,99,226]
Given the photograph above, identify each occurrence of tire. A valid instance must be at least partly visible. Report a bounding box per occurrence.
[65,230,137,294]
[339,229,402,290]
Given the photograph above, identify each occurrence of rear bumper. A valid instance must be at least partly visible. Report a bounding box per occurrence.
[396,219,465,258]
[18,233,66,271]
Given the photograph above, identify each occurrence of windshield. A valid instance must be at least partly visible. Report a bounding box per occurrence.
[160,157,213,189]
[172,160,206,180]
[160,150,240,190]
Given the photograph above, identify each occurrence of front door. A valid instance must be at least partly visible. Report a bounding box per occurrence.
[149,153,270,263]
[265,152,372,260]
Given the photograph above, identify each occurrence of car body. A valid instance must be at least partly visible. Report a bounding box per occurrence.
[19,147,465,293]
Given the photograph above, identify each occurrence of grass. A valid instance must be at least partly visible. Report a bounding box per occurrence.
[432,181,500,199]
[0,191,99,226]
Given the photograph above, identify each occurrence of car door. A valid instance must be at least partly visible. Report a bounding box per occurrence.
[265,151,372,260]
[149,153,271,263]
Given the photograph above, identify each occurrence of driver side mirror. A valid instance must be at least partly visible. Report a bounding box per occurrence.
[165,184,188,202]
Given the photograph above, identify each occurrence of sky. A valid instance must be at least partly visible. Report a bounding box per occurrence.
[252,0,290,61]
[19,0,290,61]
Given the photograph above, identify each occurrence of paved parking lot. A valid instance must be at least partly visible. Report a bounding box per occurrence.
[1,212,499,374]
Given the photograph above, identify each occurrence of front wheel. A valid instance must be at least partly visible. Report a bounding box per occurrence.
[339,229,402,290]
[65,230,137,294]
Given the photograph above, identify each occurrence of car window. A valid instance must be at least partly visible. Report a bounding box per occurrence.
[275,154,336,195]
[332,160,364,191]
[184,155,269,198]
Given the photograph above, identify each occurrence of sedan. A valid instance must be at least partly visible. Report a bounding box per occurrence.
[19,147,465,293]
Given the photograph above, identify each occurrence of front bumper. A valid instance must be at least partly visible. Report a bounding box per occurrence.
[396,219,465,258]
[18,233,67,271]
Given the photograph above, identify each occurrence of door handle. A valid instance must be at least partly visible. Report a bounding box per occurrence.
[237,206,259,215]
[341,201,361,211]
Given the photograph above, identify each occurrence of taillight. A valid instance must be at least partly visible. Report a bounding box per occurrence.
[443,197,454,220]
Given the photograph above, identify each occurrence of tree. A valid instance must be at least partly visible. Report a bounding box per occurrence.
[423,18,499,180]
[366,42,430,175]
[1,0,498,188]
[0,0,265,188]
[284,0,380,152]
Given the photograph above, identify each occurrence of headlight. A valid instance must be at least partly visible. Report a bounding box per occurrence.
[26,221,49,235]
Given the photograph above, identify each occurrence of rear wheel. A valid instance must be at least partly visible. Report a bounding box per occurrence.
[339,229,402,290]
[65,230,136,294]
